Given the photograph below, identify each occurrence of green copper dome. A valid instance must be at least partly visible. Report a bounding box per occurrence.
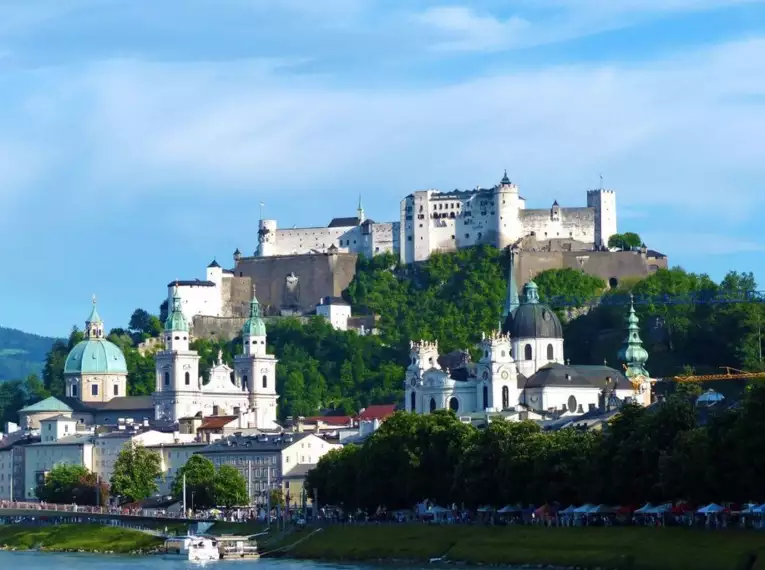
[243,293,266,337]
[64,338,128,375]
[165,286,189,332]
[64,298,127,375]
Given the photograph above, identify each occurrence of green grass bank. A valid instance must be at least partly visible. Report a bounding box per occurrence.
[272,524,765,570]
[0,524,163,554]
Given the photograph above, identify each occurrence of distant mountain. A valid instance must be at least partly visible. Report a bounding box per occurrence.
[0,326,59,382]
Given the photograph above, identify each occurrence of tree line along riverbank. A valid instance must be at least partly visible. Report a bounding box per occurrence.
[2,522,764,569]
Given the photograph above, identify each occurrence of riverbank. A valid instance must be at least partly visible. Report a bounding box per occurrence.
[271,524,765,570]
[0,524,163,554]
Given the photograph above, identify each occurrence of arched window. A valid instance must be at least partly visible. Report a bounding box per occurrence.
[567,395,578,413]
[429,398,436,413]
[547,343,554,360]
[185,371,190,386]
[502,386,509,409]
[242,375,249,390]
[72,384,78,397]
[482,385,489,410]
[113,384,119,396]
[410,391,416,411]
[164,372,170,386]
[449,397,459,412]
[524,344,532,360]
[262,375,268,388]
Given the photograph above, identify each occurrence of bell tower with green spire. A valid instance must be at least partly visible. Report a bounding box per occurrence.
[234,285,279,428]
[500,247,520,331]
[618,294,653,406]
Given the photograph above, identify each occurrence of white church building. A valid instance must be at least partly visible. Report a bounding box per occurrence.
[153,286,279,429]
[405,250,652,417]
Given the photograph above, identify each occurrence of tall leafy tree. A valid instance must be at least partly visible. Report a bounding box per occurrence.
[172,455,216,509]
[110,442,163,503]
[214,465,249,508]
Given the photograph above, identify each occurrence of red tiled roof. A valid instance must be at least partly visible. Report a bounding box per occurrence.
[357,404,396,421]
[198,416,238,430]
[302,416,353,426]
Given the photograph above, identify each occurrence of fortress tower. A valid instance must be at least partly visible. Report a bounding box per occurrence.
[258,219,277,256]
[586,188,617,248]
[493,170,523,250]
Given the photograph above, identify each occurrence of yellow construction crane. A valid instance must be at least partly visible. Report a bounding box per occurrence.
[672,367,765,383]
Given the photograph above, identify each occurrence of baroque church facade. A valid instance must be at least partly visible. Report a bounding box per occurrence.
[404,250,653,417]
[153,286,279,428]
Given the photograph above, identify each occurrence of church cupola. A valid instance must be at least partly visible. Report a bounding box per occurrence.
[242,286,267,356]
[85,295,104,339]
[500,169,511,186]
[164,286,189,351]
[618,294,649,378]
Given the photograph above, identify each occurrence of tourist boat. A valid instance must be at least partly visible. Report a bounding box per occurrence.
[163,535,220,561]
[215,535,260,560]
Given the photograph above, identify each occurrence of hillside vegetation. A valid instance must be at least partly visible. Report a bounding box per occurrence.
[5,246,763,424]
[0,327,58,382]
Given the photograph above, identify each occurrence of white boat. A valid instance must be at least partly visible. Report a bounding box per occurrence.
[188,537,221,562]
[163,535,220,562]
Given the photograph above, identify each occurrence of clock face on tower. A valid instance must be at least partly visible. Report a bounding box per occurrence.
[501,371,509,380]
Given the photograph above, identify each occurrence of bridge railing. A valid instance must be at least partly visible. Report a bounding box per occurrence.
[0,500,194,520]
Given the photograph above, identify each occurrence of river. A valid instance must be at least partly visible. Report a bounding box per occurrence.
[0,551,410,570]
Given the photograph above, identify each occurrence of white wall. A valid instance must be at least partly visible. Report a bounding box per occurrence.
[170,283,221,321]
[281,434,341,476]
[512,338,565,378]
[316,303,351,331]
[39,417,79,443]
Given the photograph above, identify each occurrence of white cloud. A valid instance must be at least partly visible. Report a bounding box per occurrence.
[414,1,765,52]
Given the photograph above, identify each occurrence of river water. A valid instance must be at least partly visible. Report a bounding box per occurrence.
[0,551,403,570]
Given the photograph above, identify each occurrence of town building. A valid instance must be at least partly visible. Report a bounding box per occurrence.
[198,432,340,506]
[404,249,653,417]
[400,171,617,264]
[0,434,39,500]
[315,297,352,331]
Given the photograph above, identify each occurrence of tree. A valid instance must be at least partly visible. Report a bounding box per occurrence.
[608,232,642,250]
[128,309,162,338]
[269,488,285,509]
[214,465,249,507]
[172,455,216,509]
[36,464,108,506]
[110,442,163,503]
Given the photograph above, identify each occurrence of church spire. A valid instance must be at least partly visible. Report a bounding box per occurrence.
[165,285,189,332]
[618,294,649,377]
[357,195,365,223]
[499,248,521,331]
[85,295,104,339]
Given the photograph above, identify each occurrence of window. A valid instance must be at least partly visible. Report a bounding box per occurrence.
[185,371,190,386]
[547,344,554,360]
[243,375,248,389]
[262,374,268,388]
[502,386,510,409]
[448,397,459,412]
[91,384,99,396]
[113,384,119,396]
[410,391,416,411]
[567,395,578,413]
[524,344,532,360]
[429,398,436,413]
[72,385,78,397]
[482,385,488,410]
[164,372,170,386]
[47,424,51,431]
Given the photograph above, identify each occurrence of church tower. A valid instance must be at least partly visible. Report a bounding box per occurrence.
[154,286,200,421]
[234,287,279,428]
[477,330,518,411]
[500,247,520,329]
[618,294,652,406]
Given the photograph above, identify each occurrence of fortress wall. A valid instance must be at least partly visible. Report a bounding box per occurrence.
[520,208,595,244]
[517,250,666,290]
[272,226,356,256]
[234,253,358,315]
[229,276,253,317]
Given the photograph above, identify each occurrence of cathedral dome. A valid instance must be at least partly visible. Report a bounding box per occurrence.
[502,281,563,339]
[64,297,127,375]
[64,338,128,375]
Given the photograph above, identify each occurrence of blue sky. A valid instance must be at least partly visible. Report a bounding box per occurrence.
[2,0,765,337]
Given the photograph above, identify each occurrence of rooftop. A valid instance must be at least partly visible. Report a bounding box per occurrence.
[31,433,93,446]
[328,216,361,228]
[168,279,216,287]
[302,416,353,426]
[358,404,396,421]
[200,432,314,454]
[198,416,238,430]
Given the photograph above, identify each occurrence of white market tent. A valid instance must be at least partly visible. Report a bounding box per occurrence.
[697,503,727,514]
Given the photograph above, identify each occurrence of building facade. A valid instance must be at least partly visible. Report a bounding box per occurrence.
[167,260,252,323]
[154,286,279,429]
[400,171,617,264]
[256,199,400,259]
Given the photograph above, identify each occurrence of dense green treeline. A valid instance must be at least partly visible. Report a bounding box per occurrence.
[306,384,765,510]
[0,327,58,382]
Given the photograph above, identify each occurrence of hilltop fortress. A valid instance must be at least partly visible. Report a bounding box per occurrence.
[170,172,666,338]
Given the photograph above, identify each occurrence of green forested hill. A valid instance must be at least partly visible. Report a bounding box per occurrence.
[0,326,59,382]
